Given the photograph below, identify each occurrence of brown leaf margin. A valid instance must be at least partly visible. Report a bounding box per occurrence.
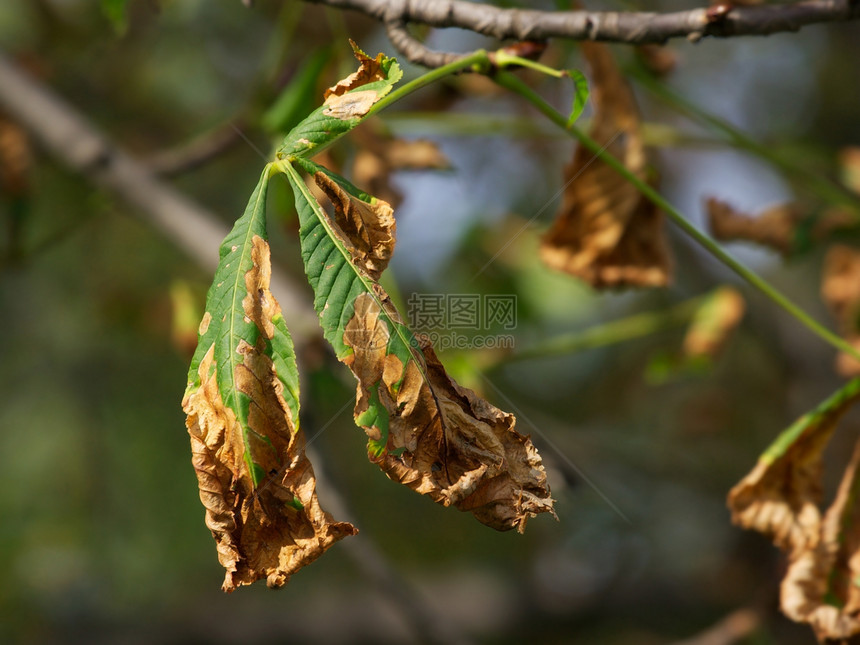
[313,171,396,281]
[182,236,356,591]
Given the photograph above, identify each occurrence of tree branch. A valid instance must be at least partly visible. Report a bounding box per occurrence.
[0,52,321,340]
[384,18,464,68]
[305,0,860,65]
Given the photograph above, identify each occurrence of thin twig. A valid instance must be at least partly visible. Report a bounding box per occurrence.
[145,122,243,177]
[384,17,463,68]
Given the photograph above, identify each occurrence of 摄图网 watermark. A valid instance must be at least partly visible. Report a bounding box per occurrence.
[407,293,517,350]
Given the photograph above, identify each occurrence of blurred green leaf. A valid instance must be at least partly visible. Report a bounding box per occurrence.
[261,47,331,136]
[101,0,129,35]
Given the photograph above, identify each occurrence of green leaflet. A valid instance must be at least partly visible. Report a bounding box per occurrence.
[281,159,420,458]
[567,68,589,126]
[276,43,402,161]
[101,0,129,34]
[185,164,301,484]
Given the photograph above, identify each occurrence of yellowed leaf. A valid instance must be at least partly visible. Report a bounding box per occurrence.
[541,42,671,288]
[682,286,745,360]
[839,146,860,195]
[169,280,202,359]
[182,236,356,592]
[727,380,860,642]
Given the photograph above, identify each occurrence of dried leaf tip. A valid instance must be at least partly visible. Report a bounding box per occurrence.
[322,41,402,120]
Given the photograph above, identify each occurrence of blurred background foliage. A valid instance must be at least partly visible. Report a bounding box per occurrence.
[1,0,859,643]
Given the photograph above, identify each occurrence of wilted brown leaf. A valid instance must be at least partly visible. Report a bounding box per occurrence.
[309,179,555,533]
[182,236,356,592]
[322,41,391,120]
[727,379,860,642]
[707,198,804,255]
[382,138,450,171]
[781,437,860,642]
[682,286,745,360]
[706,198,856,256]
[839,146,860,195]
[822,245,860,377]
[343,294,554,532]
[541,42,671,288]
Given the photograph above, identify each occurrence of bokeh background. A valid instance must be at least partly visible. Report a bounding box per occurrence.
[2,1,860,643]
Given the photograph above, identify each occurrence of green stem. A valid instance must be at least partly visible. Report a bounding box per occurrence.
[630,67,860,214]
[495,295,705,367]
[494,70,860,364]
[493,52,565,78]
[367,50,491,117]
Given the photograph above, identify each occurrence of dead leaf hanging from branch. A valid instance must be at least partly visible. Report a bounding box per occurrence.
[706,198,856,256]
[727,378,860,642]
[540,42,671,288]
